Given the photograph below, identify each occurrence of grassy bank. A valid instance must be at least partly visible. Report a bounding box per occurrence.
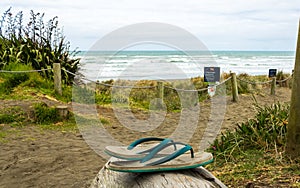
[206,102,299,187]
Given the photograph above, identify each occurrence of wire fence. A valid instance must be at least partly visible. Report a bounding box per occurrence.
[0,68,53,73]
[164,85,207,92]
[217,76,232,87]
[163,76,233,92]
[237,76,293,86]
[276,74,293,83]
[236,77,273,85]
[63,68,156,89]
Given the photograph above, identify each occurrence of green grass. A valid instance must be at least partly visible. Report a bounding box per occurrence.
[0,106,26,124]
[37,120,78,132]
[0,74,73,102]
[0,125,23,143]
[0,114,16,124]
[0,62,72,102]
[207,150,300,187]
[33,102,60,124]
[0,63,32,94]
[0,131,7,142]
[35,113,111,132]
[100,117,110,125]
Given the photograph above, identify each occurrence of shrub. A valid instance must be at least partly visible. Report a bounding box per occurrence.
[209,102,289,159]
[0,8,80,85]
[72,85,95,104]
[236,73,269,94]
[0,114,15,123]
[33,102,59,124]
[20,73,53,89]
[276,70,292,88]
[0,63,31,93]
[93,78,218,111]
[0,106,25,124]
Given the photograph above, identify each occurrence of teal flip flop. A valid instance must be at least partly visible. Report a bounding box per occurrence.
[106,143,214,173]
[105,137,178,160]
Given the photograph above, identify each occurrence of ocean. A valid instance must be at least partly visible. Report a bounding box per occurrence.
[77,51,295,81]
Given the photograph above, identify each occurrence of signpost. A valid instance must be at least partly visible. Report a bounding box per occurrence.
[204,67,220,82]
[204,67,220,97]
[269,69,277,77]
[207,85,216,97]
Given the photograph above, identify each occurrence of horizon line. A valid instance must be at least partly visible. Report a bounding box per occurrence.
[75,49,295,52]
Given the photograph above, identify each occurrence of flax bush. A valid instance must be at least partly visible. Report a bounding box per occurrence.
[0,7,80,85]
[209,102,289,159]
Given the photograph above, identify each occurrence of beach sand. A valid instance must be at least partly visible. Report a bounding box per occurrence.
[0,87,292,187]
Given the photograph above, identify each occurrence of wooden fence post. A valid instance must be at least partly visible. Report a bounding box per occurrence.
[53,63,62,95]
[285,78,290,88]
[230,72,238,102]
[155,81,164,108]
[270,77,276,95]
[157,81,164,100]
[56,105,69,119]
[286,20,300,158]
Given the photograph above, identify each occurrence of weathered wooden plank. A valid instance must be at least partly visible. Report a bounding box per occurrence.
[91,158,226,188]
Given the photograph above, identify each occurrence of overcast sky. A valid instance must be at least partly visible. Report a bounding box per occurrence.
[0,0,299,51]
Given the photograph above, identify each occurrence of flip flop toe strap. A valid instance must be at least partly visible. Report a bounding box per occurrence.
[127,137,177,155]
[142,143,194,166]
[127,137,166,150]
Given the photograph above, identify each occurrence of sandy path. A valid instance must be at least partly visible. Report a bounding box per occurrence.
[0,126,105,187]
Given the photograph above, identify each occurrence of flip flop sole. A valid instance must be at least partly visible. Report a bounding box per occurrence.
[104,138,174,160]
[105,144,157,160]
[106,152,213,173]
[105,142,182,160]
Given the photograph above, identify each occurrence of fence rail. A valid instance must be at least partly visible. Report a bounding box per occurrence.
[276,74,293,83]
[236,77,273,85]
[0,68,53,73]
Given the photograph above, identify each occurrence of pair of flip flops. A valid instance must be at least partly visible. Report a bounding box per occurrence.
[105,137,213,173]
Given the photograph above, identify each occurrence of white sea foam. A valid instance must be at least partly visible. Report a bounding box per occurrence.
[77,51,295,81]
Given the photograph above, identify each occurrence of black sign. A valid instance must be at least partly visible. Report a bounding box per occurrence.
[204,67,220,82]
[269,69,277,77]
